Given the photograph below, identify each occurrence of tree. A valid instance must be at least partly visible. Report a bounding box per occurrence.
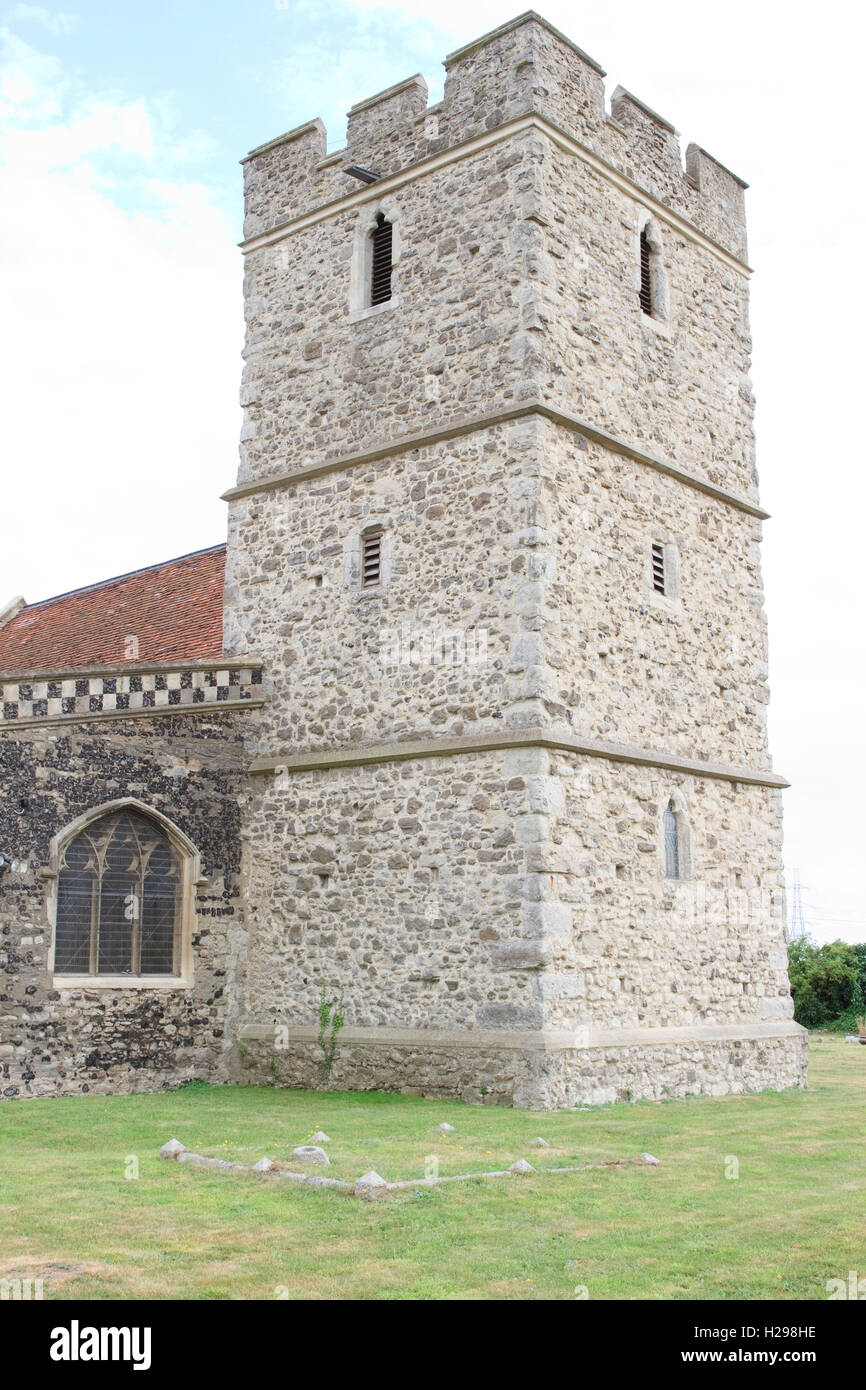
[787,937,862,1029]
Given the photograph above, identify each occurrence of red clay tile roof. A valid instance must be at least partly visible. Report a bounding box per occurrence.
[0,545,226,674]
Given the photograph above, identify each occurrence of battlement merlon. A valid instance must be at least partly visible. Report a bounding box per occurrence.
[240,11,748,261]
[346,73,428,159]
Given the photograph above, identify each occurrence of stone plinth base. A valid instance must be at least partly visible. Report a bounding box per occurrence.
[232,1020,808,1111]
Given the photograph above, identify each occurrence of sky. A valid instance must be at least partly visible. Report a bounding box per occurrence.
[0,0,863,943]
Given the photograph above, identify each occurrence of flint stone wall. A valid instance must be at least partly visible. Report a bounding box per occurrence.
[236,124,751,497]
[544,751,791,1032]
[232,1027,807,1111]
[0,713,248,1098]
[240,745,791,1037]
[541,419,771,768]
[236,129,541,486]
[242,747,541,1032]
[225,418,555,755]
[547,1032,808,1110]
[225,413,773,770]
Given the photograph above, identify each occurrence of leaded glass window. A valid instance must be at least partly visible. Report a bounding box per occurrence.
[55,811,182,976]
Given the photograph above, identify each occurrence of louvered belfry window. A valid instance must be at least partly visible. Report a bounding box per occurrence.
[370,213,393,305]
[361,531,383,587]
[664,801,680,880]
[639,228,653,315]
[651,542,666,594]
[55,810,182,976]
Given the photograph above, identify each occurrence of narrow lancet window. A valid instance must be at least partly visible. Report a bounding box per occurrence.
[370,214,393,305]
[651,542,666,594]
[361,531,383,587]
[664,800,680,880]
[639,228,653,315]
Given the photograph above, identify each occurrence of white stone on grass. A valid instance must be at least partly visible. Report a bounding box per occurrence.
[178,1154,245,1172]
[436,1122,455,1133]
[508,1158,535,1174]
[159,1138,186,1160]
[530,1137,550,1148]
[291,1145,330,1166]
[639,1153,660,1166]
[309,1130,331,1142]
[252,1156,274,1173]
[354,1170,389,1198]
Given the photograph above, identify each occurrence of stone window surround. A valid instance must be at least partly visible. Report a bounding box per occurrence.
[646,531,681,606]
[46,797,203,990]
[635,208,671,333]
[660,789,693,882]
[343,517,393,596]
[348,196,402,321]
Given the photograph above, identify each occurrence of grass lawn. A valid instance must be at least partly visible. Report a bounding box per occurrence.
[0,1035,862,1301]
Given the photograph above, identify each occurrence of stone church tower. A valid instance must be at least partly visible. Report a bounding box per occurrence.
[0,12,806,1108]
[222,12,806,1106]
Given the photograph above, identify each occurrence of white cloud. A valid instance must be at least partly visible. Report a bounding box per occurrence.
[0,29,241,608]
[5,4,78,38]
[0,24,65,115]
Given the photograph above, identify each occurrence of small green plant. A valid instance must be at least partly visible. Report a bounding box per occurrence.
[317,984,345,1078]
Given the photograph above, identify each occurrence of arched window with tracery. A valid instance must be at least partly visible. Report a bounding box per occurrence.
[54,809,185,977]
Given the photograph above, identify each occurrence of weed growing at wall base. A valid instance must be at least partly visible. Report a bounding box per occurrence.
[317,985,345,1078]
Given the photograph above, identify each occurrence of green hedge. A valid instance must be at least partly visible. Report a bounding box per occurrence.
[788,937,866,1031]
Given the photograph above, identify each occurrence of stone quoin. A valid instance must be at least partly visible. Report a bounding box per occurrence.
[0,12,807,1108]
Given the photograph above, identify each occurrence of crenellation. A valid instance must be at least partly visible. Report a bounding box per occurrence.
[241,117,327,239]
[443,10,606,76]
[685,144,749,261]
[239,12,747,269]
[346,73,429,174]
[610,86,677,136]
[439,13,606,149]
[609,84,684,201]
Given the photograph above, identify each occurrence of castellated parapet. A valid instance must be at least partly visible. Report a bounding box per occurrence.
[241,12,747,257]
[221,13,805,1108]
[232,10,757,514]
